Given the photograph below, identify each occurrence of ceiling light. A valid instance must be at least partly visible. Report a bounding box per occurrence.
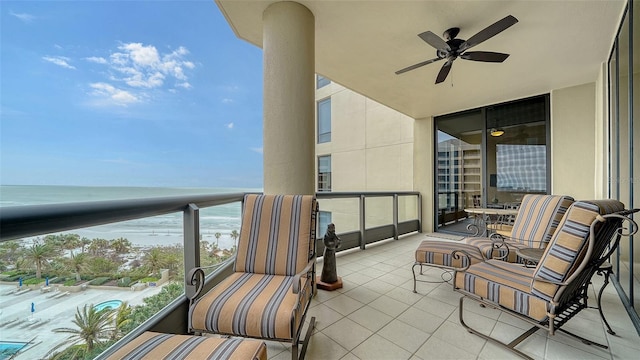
[491,128,505,137]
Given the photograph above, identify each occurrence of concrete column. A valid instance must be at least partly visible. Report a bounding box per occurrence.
[414,117,435,232]
[263,2,315,195]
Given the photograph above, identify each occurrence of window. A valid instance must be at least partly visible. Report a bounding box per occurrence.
[316,75,330,89]
[318,211,332,237]
[318,155,331,192]
[317,98,331,143]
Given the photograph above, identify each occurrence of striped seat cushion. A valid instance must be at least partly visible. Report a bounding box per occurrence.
[415,240,485,268]
[105,331,267,360]
[189,272,312,340]
[235,194,316,276]
[531,200,625,301]
[454,259,549,321]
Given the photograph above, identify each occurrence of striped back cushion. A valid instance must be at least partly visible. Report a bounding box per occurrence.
[530,200,624,301]
[234,194,317,276]
[510,194,574,248]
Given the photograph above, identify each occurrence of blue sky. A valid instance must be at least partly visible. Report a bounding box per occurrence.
[1,1,264,188]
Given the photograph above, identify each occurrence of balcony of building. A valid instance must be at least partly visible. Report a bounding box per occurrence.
[1,191,638,360]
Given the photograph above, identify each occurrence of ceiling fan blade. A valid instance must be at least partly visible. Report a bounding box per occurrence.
[460,15,518,51]
[460,51,510,62]
[418,31,451,51]
[435,61,453,84]
[395,57,443,75]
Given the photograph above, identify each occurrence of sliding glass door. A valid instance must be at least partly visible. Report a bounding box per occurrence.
[435,95,550,233]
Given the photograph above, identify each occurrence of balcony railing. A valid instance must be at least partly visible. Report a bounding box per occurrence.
[0,190,421,359]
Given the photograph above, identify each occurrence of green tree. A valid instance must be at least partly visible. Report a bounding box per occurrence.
[57,234,81,256]
[88,238,110,257]
[26,241,59,279]
[143,248,166,275]
[111,238,132,255]
[69,252,88,282]
[87,257,119,277]
[111,302,132,340]
[52,304,114,353]
[123,283,184,333]
[214,232,222,248]
[230,230,239,247]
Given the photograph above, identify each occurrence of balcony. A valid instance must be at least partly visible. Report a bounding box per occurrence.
[1,192,637,359]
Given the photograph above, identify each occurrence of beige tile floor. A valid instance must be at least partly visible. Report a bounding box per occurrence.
[266,233,640,360]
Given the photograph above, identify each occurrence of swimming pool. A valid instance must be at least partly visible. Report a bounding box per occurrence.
[0,341,28,360]
[93,299,123,312]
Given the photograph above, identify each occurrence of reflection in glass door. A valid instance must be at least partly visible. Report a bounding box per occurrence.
[436,110,484,233]
[435,95,550,234]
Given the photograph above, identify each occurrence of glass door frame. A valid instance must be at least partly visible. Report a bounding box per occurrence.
[433,94,551,234]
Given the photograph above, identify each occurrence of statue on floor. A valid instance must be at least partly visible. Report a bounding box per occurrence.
[317,223,343,290]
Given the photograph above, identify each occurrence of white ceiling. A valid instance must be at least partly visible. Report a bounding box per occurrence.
[216,0,626,119]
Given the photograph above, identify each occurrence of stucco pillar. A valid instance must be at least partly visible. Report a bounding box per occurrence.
[263,2,315,195]
[414,117,435,232]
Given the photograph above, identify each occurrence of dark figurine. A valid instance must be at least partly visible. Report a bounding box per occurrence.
[320,223,341,285]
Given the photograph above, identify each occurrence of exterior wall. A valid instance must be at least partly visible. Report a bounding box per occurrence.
[314,82,416,233]
[315,83,414,192]
[551,83,598,200]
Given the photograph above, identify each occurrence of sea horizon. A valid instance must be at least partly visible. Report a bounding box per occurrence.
[0,184,260,249]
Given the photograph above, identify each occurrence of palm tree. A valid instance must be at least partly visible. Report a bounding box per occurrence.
[69,252,88,282]
[230,230,239,247]
[53,304,114,353]
[214,232,222,248]
[111,302,132,340]
[26,242,59,279]
[59,233,81,256]
[111,237,132,255]
[144,248,166,275]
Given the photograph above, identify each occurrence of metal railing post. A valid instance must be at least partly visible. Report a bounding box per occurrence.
[418,193,423,232]
[360,195,366,249]
[393,194,399,240]
[184,203,200,299]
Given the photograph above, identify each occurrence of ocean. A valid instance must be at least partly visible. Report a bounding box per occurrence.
[0,185,260,249]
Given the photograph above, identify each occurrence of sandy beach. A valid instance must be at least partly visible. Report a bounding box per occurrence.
[0,283,165,359]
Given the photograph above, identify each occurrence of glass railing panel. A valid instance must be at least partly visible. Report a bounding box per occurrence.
[398,195,418,222]
[197,204,241,273]
[365,196,392,228]
[316,197,360,234]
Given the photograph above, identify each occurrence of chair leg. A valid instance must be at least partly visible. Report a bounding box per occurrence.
[293,316,315,360]
[412,263,419,293]
[458,296,536,360]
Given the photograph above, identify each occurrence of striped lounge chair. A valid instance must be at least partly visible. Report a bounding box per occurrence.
[412,194,573,292]
[105,332,267,360]
[453,200,638,360]
[188,194,318,360]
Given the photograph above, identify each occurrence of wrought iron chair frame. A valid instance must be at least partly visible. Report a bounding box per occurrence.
[452,209,638,360]
[187,196,318,360]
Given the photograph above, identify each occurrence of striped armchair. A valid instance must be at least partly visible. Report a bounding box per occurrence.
[453,200,638,359]
[466,194,574,262]
[188,194,318,360]
[412,194,573,292]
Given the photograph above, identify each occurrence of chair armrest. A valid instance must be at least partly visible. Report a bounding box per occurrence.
[186,260,232,301]
[450,249,474,272]
[292,260,314,294]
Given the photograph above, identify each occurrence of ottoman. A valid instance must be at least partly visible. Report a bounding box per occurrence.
[105,331,267,360]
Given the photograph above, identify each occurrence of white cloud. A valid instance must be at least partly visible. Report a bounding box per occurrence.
[85,56,108,64]
[10,11,35,23]
[222,98,233,104]
[42,56,76,69]
[102,42,195,89]
[89,82,140,106]
[250,147,263,154]
[226,122,234,129]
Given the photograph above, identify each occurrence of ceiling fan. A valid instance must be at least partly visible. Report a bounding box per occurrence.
[395,15,518,84]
